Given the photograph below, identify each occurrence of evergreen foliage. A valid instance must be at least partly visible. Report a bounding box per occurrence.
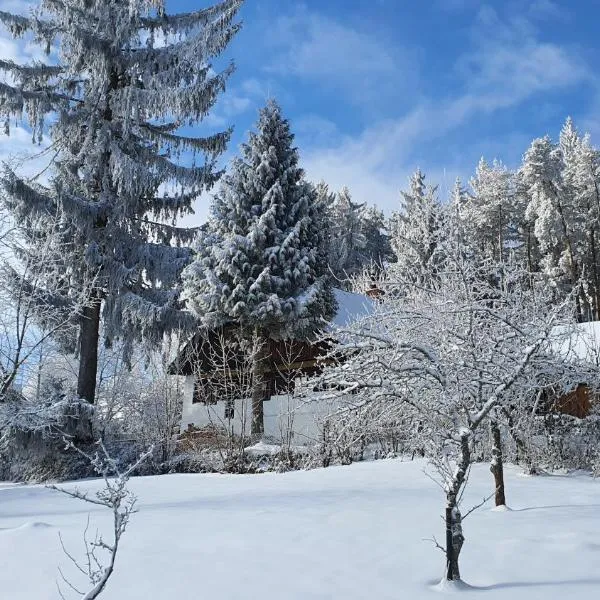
[0,0,243,401]
[390,169,444,285]
[328,186,367,282]
[183,99,336,339]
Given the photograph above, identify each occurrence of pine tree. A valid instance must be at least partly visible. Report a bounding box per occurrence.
[0,1,242,406]
[520,123,588,318]
[328,186,367,284]
[448,177,468,250]
[571,133,600,318]
[182,100,335,435]
[390,169,444,285]
[463,158,518,263]
[360,205,393,276]
[313,180,336,280]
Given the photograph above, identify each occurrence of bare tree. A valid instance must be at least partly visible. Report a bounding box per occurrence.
[49,441,152,600]
[0,206,92,401]
[188,328,258,469]
[185,329,310,470]
[317,247,588,582]
[85,332,186,465]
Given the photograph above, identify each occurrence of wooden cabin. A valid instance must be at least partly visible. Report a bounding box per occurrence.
[552,384,594,419]
[546,321,600,418]
[171,289,375,443]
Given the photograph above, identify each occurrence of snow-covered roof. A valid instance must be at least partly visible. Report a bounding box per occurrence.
[331,288,376,328]
[552,321,600,365]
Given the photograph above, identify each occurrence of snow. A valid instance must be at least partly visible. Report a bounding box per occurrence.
[243,440,310,456]
[1,459,599,599]
[553,320,600,364]
[331,288,375,327]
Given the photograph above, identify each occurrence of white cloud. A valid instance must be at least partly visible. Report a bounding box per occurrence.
[298,6,593,215]
[580,92,600,142]
[528,0,567,21]
[265,6,419,107]
[456,6,588,100]
[0,125,52,184]
[0,3,54,181]
[269,10,395,79]
[295,114,341,148]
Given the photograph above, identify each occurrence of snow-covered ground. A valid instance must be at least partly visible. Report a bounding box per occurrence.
[1,459,599,599]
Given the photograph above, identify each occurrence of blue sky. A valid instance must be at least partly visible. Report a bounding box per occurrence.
[176,0,600,222]
[1,0,598,225]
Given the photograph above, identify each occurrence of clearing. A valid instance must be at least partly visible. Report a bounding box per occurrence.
[0,459,598,599]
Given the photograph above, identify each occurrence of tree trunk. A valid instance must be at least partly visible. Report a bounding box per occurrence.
[554,192,584,319]
[77,297,101,404]
[445,432,469,581]
[250,330,269,438]
[589,228,600,320]
[525,222,540,291]
[489,419,506,507]
[591,166,600,319]
[502,406,527,467]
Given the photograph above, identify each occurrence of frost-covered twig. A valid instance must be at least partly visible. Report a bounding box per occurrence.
[423,535,446,554]
[49,440,153,600]
[462,491,495,520]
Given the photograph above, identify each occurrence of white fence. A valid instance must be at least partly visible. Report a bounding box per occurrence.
[181,376,337,445]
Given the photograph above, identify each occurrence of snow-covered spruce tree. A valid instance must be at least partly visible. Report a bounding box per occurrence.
[389,168,445,286]
[447,177,468,251]
[0,1,243,409]
[316,242,587,583]
[328,186,367,284]
[313,180,335,271]
[520,119,590,319]
[462,158,520,264]
[360,204,393,276]
[563,124,600,320]
[182,100,336,436]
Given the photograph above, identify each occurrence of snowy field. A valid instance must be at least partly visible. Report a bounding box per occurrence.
[1,459,599,599]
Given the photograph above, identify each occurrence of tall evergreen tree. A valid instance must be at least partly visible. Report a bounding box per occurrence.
[314,180,336,270]
[360,205,393,276]
[328,186,367,283]
[0,1,242,405]
[182,100,335,435]
[520,125,587,317]
[390,169,444,285]
[571,133,600,318]
[463,158,518,263]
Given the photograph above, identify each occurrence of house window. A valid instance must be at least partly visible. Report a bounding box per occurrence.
[192,379,218,405]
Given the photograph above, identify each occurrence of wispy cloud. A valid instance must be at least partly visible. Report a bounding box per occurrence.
[0,2,53,180]
[264,5,419,108]
[528,0,568,21]
[0,126,52,184]
[300,5,594,213]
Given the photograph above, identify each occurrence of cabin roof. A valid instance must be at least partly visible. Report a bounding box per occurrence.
[170,288,375,376]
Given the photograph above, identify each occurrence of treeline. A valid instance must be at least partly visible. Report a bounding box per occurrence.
[322,117,600,325]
